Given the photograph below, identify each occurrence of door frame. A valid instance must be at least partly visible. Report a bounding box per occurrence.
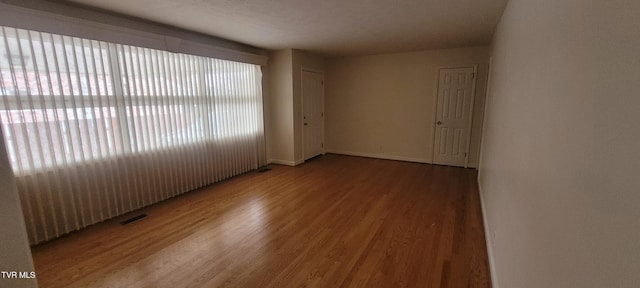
[430,65,478,168]
[300,67,325,162]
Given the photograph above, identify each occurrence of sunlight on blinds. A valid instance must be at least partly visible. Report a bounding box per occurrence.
[0,26,265,244]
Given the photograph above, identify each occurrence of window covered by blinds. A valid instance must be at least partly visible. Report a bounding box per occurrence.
[0,26,265,244]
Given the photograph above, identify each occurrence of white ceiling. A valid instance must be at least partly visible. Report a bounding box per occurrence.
[67,0,509,57]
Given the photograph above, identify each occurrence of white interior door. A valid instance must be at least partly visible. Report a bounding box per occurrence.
[433,67,476,167]
[302,70,324,160]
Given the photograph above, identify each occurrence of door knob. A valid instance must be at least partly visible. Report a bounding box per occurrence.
[436,121,442,125]
[304,123,308,126]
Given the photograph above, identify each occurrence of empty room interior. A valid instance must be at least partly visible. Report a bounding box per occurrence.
[0,0,638,287]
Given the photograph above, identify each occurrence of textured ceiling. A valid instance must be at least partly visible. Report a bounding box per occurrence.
[66,0,508,56]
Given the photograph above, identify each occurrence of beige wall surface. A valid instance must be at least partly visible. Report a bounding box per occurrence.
[0,129,37,288]
[266,49,295,164]
[325,47,489,165]
[479,0,640,287]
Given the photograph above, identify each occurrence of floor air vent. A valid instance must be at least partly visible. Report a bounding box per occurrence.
[120,214,148,225]
[257,166,272,173]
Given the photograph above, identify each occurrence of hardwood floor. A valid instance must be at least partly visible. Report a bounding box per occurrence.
[31,154,491,288]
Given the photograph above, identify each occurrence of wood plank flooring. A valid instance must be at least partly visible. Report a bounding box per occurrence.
[31,154,491,288]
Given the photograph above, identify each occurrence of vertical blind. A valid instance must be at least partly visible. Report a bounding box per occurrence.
[0,26,265,244]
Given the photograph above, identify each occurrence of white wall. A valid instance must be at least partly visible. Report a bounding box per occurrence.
[479,0,640,287]
[0,129,37,288]
[326,47,489,165]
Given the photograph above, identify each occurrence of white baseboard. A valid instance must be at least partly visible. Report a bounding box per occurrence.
[267,159,303,166]
[477,176,499,288]
[326,149,430,164]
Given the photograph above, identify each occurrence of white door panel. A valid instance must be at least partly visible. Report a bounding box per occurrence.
[433,67,476,167]
[302,70,324,160]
